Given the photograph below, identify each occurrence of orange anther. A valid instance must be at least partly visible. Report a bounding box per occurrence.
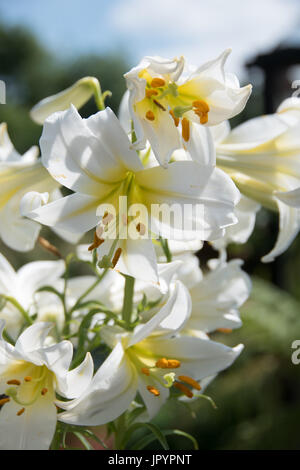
[6,379,21,386]
[145,110,155,121]
[217,328,233,334]
[17,408,25,416]
[167,359,181,369]
[112,248,122,268]
[150,78,165,88]
[147,385,160,397]
[0,397,10,406]
[174,381,193,398]
[178,375,201,391]
[88,231,105,251]
[200,114,208,125]
[155,358,169,369]
[41,388,48,396]
[169,109,179,127]
[156,358,181,369]
[136,223,146,236]
[141,367,150,376]
[192,100,210,113]
[24,376,32,382]
[181,117,190,142]
[102,213,113,225]
[146,89,158,98]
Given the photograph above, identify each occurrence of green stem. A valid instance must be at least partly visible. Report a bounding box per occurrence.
[121,275,135,327]
[50,424,62,450]
[70,269,108,314]
[159,237,172,262]
[2,328,14,345]
[62,259,71,336]
[4,296,33,325]
[90,80,111,111]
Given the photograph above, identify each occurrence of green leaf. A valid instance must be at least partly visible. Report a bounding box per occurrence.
[126,405,146,426]
[133,429,198,450]
[0,295,7,311]
[36,285,63,300]
[71,308,104,368]
[72,431,94,450]
[123,422,170,450]
[80,429,109,449]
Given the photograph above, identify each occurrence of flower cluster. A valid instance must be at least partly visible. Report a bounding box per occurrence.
[0,49,299,450]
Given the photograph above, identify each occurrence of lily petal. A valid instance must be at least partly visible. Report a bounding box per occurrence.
[15,322,54,354]
[63,353,94,399]
[0,398,57,450]
[128,280,191,347]
[58,343,138,426]
[26,192,100,234]
[262,198,300,263]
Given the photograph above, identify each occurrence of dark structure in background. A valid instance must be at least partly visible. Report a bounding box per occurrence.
[236,27,300,290]
[247,25,300,113]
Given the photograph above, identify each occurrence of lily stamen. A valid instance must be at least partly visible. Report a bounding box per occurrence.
[88,231,104,251]
[192,100,210,113]
[102,212,113,226]
[150,78,165,88]
[24,376,32,382]
[178,375,201,391]
[193,100,210,124]
[0,397,10,406]
[173,381,193,398]
[136,222,146,235]
[156,357,181,369]
[169,110,179,127]
[153,99,166,111]
[17,408,25,416]
[181,118,190,142]
[147,385,160,397]
[145,89,158,98]
[217,328,233,334]
[145,110,155,121]
[7,379,21,386]
[112,247,122,268]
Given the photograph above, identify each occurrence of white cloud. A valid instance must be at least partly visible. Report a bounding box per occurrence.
[111,0,299,77]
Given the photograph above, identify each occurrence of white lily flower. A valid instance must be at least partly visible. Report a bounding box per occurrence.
[0,251,119,341]
[36,270,122,341]
[0,321,93,450]
[26,106,239,282]
[215,98,300,261]
[211,195,260,255]
[0,123,59,251]
[0,123,80,251]
[30,77,101,125]
[182,257,251,335]
[0,255,65,340]
[129,254,250,335]
[124,50,252,166]
[154,238,203,261]
[58,280,243,424]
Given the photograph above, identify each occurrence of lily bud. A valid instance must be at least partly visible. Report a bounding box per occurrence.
[30,76,101,124]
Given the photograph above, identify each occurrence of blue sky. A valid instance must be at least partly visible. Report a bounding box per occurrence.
[0,0,299,77]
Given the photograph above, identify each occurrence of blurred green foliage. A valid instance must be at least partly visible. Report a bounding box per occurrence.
[0,22,300,450]
[0,23,128,154]
[146,277,300,450]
